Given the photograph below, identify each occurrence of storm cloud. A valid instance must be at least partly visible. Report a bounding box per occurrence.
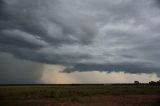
[0,0,160,74]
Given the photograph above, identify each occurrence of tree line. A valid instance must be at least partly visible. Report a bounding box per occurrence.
[134,80,160,86]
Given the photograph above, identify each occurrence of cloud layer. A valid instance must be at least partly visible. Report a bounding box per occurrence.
[1,0,160,74]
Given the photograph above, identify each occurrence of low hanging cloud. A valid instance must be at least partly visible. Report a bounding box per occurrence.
[0,0,160,74]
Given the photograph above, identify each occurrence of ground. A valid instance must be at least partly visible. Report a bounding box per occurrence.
[0,84,160,106]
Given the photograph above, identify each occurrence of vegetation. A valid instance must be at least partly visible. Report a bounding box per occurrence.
[149,80,160,86]
[0,84,160,106]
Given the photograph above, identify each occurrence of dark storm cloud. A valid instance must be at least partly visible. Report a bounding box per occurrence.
[0,0,97,47]
[155,0,160,7]
[64,63,160,74]
[0,0,160,75]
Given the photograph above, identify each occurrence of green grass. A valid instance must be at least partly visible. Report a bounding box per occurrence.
[0,84,160,106]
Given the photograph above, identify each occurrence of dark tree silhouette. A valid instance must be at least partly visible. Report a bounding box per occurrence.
[149,81,157,86]
[134,81,140,85]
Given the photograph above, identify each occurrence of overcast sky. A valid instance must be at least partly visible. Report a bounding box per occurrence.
[0,0,160,83]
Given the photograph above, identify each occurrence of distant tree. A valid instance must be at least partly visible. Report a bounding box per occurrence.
[149,81,157,86]
[134,81,140,85]
[157,80,160,85]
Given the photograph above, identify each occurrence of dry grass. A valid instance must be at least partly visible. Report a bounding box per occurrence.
[0,84,160,106]
[55,95,160,106]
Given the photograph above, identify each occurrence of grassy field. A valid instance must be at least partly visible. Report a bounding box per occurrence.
[0,84,160,106]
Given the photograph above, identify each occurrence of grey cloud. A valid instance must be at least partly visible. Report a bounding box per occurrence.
[0,0,160,75]
[0,0,97,47]
[0,29,48,49]
[64,63,160,74]
[0,43,92,65]
[14,51,92,65]
[155,0,160,8]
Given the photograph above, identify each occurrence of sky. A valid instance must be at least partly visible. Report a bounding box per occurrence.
[0,0,160,84]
